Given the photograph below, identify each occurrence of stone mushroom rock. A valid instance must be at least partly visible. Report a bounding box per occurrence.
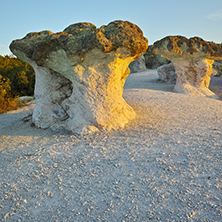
[129,54,147,73]
[152,36,222,98]
[10,20,148,134]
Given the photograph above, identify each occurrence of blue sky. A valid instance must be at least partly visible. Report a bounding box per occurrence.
[0,0,222,55]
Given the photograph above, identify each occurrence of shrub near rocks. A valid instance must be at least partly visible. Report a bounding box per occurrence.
[0,75,23,114]
[0,55,34,113]
[0,55,35,97]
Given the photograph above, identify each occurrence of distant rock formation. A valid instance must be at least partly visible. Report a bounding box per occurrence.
[213,60,222,77]
[144,45,171,69]
[129,54,147,73]
[10,20,148,134]
[157,63,176,83]
[129,45,171,72]
[152,36,222,98]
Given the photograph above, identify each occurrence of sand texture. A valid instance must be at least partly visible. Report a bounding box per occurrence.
[0,70,222,221]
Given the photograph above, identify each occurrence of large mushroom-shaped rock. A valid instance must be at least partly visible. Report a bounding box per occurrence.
[10,20,148,133]
[152,36,222,98]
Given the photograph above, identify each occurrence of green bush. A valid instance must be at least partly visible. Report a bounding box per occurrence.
[0,55,35,113]
[0,74,11,98]
[0,55,35,96]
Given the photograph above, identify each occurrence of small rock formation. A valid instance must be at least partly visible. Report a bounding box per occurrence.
[152,36,222,98]
[213,60,222,77]
[129,54,147,73]
[10,20,148,133]
[157,63,176,83]
[144,45,171,69]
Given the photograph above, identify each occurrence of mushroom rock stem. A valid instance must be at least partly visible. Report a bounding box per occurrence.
[10,21,148,134]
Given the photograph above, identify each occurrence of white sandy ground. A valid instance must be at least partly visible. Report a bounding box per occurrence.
[0,70,222,222]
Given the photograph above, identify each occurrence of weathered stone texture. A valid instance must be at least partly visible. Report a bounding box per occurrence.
[157,63,176,83]
[10,20,148,133]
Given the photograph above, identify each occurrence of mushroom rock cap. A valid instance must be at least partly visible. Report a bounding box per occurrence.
[152,36,222,61]
[10,20,148,67]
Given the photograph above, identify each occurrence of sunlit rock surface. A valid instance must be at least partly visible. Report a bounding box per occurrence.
[152,36,222,98]
[10,20,148,133]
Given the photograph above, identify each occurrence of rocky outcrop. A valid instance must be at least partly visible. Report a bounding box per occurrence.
[129,54,147,73]
[144,45,170,69]
[213,60,222,77]
[10,20,148,134]
[152,36,222,98]
[157,63,176,83]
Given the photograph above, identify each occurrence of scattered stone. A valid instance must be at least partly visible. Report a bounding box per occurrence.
[10,20,148,134]
[152,36,222,98]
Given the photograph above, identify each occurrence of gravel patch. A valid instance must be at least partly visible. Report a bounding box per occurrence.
[0,70,221,221]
